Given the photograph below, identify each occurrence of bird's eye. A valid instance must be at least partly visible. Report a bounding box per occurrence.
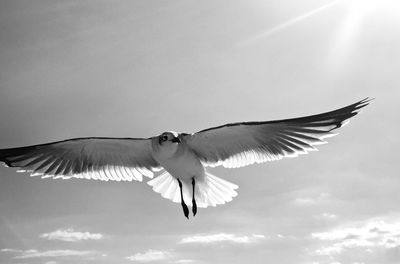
[162,135,168,141]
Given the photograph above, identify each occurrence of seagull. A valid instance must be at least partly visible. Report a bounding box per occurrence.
[0,98,370,218]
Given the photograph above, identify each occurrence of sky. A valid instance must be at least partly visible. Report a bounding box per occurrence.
[0,0,399,263]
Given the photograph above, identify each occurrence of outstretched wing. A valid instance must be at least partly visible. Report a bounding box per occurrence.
[0,137,161,181]
[185,98,371,168]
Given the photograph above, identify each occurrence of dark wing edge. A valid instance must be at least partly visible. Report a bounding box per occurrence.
[0,137,161,182]
[197,98,372,134]
[185,98,372,168]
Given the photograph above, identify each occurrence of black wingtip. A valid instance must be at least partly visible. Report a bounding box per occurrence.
[353,97,374,112]
[359,97,374,104]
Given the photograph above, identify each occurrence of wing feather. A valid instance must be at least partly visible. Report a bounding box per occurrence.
[185,98,371,168]
[0,137,161,181]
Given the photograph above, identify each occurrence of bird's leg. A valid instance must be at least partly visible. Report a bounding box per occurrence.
[192,177,197,216]
[178,179,189,219]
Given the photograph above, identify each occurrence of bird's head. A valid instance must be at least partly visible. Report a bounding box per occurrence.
[158,131,181,145]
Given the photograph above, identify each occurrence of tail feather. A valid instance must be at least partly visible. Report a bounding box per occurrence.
[149,171,180,203]
[151,172,169,193]
[147,171,238,208]
[208,175,238,197]
[148,171,167,186]
[164,178,179,202]
[203,178,230,204]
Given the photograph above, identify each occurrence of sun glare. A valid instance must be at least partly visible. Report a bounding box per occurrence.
[344,0,377,15]
[238,1,340,46]
[327,0,400,69]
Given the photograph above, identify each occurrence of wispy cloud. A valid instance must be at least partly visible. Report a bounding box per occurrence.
[40,229,103,242]
[171,260,194,263]
[126,249,172,262]
[292,193,330,206]
[292,198,317,206]
[315,213,338,220]
[14,249,94,259]
[311,216,400,256]
[179,233,266,244]
[1,248,23,253]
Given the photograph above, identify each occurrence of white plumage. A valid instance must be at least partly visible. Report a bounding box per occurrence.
[0,98,370,218]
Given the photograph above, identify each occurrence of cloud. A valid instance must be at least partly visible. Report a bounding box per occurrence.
[293,198,317,206]
[126,249,172,262]
[318,213,338,220]
[179,233,266,244]
[292,193,331,206]
[40,229,103,242]
[1,248,22,253]
[14,249,94,259]
[311,216,400,256]
[171,260,194,263]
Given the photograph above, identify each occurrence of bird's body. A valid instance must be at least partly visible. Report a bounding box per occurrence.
[151,134,205,182]
[0,98,371,218]
[148,132,235,215]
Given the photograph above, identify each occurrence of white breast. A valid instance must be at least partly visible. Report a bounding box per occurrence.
[152,140,205,181]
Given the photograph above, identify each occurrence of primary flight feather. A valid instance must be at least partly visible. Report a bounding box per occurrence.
[0,98,371,218]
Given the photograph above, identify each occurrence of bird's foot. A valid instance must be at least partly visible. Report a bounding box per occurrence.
[181,202,189,219]
[192,199,197,216]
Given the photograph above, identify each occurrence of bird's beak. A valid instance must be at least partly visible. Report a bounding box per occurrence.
[171,137,181,143]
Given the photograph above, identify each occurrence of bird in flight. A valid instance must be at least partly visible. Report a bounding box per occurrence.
[0,98,370,218]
